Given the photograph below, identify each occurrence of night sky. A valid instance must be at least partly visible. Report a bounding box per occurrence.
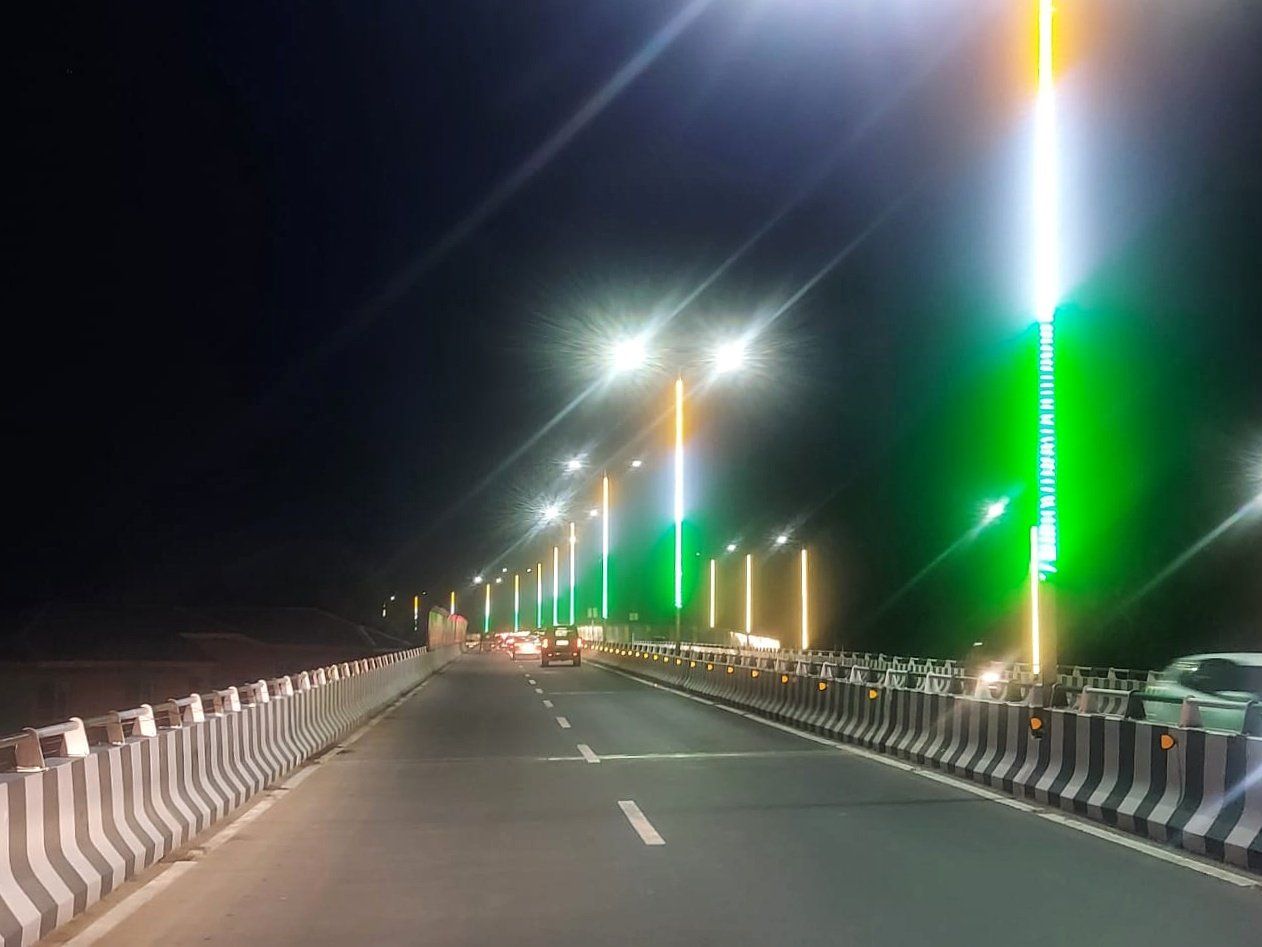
[10,1,1262,667]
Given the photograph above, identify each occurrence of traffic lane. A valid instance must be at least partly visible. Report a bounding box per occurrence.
[536,661,833,758]
[347,651,567,762]
[589,698,1262,945]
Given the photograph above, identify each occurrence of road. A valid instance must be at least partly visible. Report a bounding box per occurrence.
[66,652,1262,946]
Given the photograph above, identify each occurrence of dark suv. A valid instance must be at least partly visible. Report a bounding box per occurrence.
[541,628,581,667]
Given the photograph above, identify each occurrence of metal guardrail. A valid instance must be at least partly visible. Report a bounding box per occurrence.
[0,649,425,773]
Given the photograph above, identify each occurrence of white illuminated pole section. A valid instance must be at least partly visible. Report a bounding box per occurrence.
[483,582,491,635]
[568,521,576,626]
[601,474,610,621]
[800,547,809,651]
[536,562,543,629]
[708,558,717,629]
[1032,0,1059,676]
[744,553,753,638]
[674,377,684,637]
[552,545,560,627]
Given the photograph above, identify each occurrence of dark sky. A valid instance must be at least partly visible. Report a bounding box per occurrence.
[10,1,1262,666]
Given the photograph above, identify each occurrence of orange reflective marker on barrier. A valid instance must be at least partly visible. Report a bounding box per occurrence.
[781,674,790,684]
[867,688,879,700]
[818,682,828,692]
[1159,733,1177,751]
[1029,715,1045,737]
[652,654,659,661]
[726,666,735,674]
[676,658,682,665]
[706,663,714,671]
[751,669,760,678]
[690,660,697,668]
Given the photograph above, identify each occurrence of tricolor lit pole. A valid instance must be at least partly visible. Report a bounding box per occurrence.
[708,558,716,629]
[601,473,610,620]
[1031,0,1060,678]
[413,594,419,633]
[550,547,560,631]
[483,582,491,635]
[449,590,455,617]
[800,547,809,651]
[513,573,520,632]
[673,376,684,639]
[536,562,543,628]
[568,521,576,625]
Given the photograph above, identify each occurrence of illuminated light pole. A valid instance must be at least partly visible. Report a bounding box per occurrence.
[744,553,753,638]
[568,521,577,626]
[1031,0,1060,678]
[601,473,610,621]
[674,376,684,638]
[708,557,717,630]
[413,594,419,632]
[800,547,810,651]
[449,590,456,617]
[536,562,543,629]
[552,545,560,626]
[1029,527,1041,676]
[483,581,491,635]
[513,573,520,632]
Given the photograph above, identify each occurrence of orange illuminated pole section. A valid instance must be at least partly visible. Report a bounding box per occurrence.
[744,553,753,639]
[449,590,456,617]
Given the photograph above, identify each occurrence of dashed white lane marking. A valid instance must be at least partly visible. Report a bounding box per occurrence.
[535,687,544,694]
[618,800,665,846]
[591,662,1261,889]
[577,743,600,763]
[527,679,537,685]
[542,699,554,708]
[64,861,198,945]
[556,716,571,729]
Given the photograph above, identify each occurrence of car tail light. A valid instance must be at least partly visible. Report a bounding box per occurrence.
[575,639,582,648]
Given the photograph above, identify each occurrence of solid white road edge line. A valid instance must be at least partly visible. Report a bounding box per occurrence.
[556,716,571,729]
[577,743,600,763]
[63,862,198,946]
[61,675,437,943]
[618,800,665,845]
[591,662,1260,889]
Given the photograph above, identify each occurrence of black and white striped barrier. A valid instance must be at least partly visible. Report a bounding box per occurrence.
[0,645,457,947]
[592,644,1262,873]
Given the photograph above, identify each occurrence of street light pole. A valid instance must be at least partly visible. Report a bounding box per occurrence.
[552,545,560,627]
[800,547,809,651]
[602,473,610,621]
[744,553,753,641]
[483,581,491,636]
[674,376,684,641]
[568,521,577,626]
[513,573,520,632]
[536,561,543,629]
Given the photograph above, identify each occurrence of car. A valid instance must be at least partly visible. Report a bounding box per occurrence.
[540,628,581,667]
[1142,653,1262,730]
[509,635,540,660]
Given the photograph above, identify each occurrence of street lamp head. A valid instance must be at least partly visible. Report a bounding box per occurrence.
[982,497,1010,525]
[725,542,738,553]
[541,502,563,523]
[565,457,583,473]
[472,575,484,585]
[495,576,503,584]
[609,335,649,375]
[501,567,508,573]
[774,534,789,547]
[713,337,747,375]
[630,458,643,469]
[588,507,599,518]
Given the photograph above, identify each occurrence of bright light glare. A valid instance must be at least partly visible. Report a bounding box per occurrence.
[609,335,649,374]
[713,337,747,374]
[725,542,737,553]
[982,498,1009,525]
[565,457,583,473]
[473,575,484,585]
[495,576,503,584]
[541,503,563,523]
[588,507,599,518]
[980,670,1002,685]
[630,459,643,468]
[501,567,508,573]
[774,534,788,546]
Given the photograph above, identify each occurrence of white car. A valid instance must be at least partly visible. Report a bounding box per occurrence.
[1142,653,1262,731]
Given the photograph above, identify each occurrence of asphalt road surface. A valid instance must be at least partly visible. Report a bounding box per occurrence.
[66,652,1262,946]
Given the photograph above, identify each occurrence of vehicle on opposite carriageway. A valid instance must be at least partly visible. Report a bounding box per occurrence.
[1142,652,1262,731]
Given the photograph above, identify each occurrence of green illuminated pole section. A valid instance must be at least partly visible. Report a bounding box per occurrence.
[483,582,491,635]
[1031,0,1060,677]
[568,521,577,625]
[601,474,610,620]
[674,377,684,638]
[536,562,543,629]
[552,545,560,627]
[513,573,520,632]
